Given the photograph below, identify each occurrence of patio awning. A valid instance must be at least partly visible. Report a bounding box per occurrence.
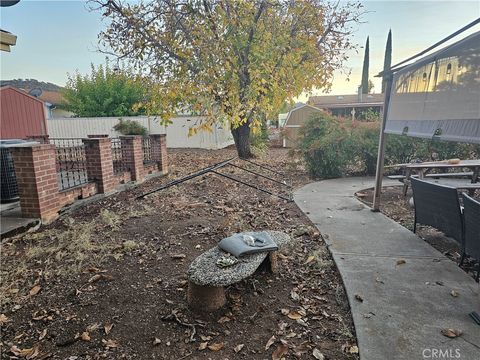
[385,31,480,144]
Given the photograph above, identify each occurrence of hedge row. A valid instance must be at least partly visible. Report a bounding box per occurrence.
[298,112,480,179]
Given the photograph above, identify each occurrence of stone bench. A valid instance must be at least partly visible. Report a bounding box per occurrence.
[187,231,292,312]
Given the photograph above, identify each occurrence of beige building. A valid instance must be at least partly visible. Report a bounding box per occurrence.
[282,104,323,148]
[308,93,384,120]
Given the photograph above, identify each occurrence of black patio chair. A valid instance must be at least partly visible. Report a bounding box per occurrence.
[461,193,480,282]
[410,178,464,250]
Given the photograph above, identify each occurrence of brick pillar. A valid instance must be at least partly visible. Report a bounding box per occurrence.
[120,136,144,182]
[10,144,59,222]
[150,134,168,174]
[26,135,50,144]
[82,137,116,193]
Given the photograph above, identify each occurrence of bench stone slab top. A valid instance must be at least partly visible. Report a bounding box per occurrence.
[187,231,291,287]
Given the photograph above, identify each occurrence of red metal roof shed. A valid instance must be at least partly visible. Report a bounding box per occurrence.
[0,86,48,139]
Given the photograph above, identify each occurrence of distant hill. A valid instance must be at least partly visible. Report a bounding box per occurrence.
[0,79,63,92]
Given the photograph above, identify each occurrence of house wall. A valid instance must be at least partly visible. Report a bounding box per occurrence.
[0,87,48,139]
[47,116,234,149]
[52,108,74,119]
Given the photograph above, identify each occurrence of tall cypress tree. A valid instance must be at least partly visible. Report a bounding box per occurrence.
[382,30,392,93]
[361,36,369,94]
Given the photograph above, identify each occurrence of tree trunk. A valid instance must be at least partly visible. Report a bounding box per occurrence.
[231,122,252,158]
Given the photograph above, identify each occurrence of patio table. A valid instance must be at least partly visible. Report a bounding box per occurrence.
[402,159,480,195]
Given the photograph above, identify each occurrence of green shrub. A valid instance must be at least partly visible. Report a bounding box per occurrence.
[113,118,148,136]
[299,113,480,179]
[298,112,359,178]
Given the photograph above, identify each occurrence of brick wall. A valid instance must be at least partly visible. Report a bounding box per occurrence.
[11,134,167,222]
[83,137,116,193]
[120,136,144,182]
[151,134,168,174]
[11,144,60,222]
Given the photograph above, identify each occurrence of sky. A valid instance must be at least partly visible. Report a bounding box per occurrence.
[1,0,479,97]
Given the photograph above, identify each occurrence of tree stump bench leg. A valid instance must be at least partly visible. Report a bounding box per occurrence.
[269,251,279,273]
[187,281,226,312]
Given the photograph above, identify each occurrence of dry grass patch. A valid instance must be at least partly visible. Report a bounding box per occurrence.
[0,219,111,306]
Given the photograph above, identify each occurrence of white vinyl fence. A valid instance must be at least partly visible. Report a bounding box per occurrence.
[47,116,234,149]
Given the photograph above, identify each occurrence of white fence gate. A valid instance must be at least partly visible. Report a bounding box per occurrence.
[47,116,234,149]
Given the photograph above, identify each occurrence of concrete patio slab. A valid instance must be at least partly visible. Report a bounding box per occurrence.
[294,177,480,360]
[1,201,38,237]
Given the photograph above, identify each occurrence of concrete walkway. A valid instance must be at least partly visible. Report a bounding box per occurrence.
[294,177,480,360]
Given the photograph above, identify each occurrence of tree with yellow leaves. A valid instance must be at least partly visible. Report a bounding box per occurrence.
[93,0,363,158]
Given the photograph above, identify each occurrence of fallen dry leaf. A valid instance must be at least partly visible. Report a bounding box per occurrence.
[207,342,224,351]
[217,316,231,324]
[278,321,288,331]
[348,345,359,354]
[290,290,300,301]
[272,344,288,360]
[312,348,325,360]
[86,323,101,332]
[354,294,364,302]
[280,308,290,316]
[396,259,406,266]
[88,274,113,283]
[10,344,41,358]
[104,323,113,335]
[265,335,276,350]
[38,329,47,341]
[88,274,102,283]
[287,311,302,320]
[305,255,315,264]
[291,341,309,356]
[200,335,212,341]
[441,328,462,338]
[29,285,41,296]
[32,310,48,321]
[153,338,161,346]
[102,339,119,348]
[0,313,10,325]
[80,332,91,341]
[234,344,244,353]
[86,266,100,272]
[198,342,208,351]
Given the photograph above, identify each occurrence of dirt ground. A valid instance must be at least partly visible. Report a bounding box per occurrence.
[1,148,359,360]
[356,186,479,280]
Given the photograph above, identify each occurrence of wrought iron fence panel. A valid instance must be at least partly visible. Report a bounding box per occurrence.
[50,138,89,191]
[142,137,155,165]
[111,138,127,174]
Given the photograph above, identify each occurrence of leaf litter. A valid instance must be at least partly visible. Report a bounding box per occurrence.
[0,148,358,359]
